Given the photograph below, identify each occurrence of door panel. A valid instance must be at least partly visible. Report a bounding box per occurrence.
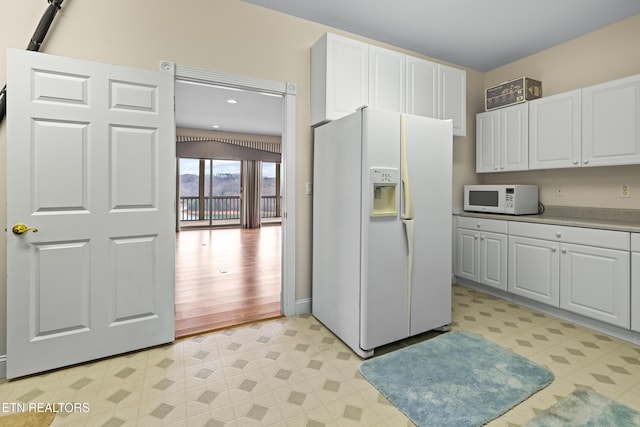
[110,236,158,323]
[560,244,630,327]
[7,49,175,378]
[111,126,158,208]
[457,229,478,281]
[508,236,560,306]
[34,241,91,338]
[405,114,452,335]
[480,232,507,290]
[360,109,407,350]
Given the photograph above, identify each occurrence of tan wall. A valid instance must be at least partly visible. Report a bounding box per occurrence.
[481,13,640,208]
[0,0,481,357]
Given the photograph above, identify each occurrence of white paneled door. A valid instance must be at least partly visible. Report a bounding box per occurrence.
[6,49,176,378]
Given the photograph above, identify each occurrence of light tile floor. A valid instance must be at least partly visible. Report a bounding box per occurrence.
[1,284,639,426]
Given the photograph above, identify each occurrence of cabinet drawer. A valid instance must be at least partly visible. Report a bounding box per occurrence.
[458,216,507,233]
[508,221,564,241]
[508,221,629,250]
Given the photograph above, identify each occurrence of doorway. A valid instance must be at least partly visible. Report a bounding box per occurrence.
[175,157,282,336]
[170,63,296,336]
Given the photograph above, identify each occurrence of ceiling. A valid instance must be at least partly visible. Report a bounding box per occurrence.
[176,0,640,137]
[175,80,283,136]
[242,0,640,72]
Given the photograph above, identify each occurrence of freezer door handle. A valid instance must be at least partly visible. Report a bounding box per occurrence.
[400,114,414,220]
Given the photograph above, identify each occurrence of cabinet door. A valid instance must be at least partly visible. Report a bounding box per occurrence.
[501,103,528,171]
[476,110,500,173]
[529,90,581,169]
[457,228,479,282]
[439,64,466,137]
[560,243,630,328]
[479,232,507,291]
[633,252,640,332]
[406,56,438,118]
[369,46,405,113]
[508,236,560,306]
[582,75,640,167]
[311,33,369,125]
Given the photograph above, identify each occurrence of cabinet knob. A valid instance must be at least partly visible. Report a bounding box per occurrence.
[477,223,481,228]
[474,235,479,240]
[573,160,579,165]
[500,165,505,169]
[551,246,557,252]
[583,160,589,165]
[555,232,561,238]
[480,236,485,240]
[561,248,567,254]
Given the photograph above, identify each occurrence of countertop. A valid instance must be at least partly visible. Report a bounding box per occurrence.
[454,205,640,233]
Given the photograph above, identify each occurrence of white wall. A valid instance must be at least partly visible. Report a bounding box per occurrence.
[481,13,640,209]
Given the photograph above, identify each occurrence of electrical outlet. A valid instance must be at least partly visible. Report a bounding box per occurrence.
[555,186,563,198]
[620,185,631,198]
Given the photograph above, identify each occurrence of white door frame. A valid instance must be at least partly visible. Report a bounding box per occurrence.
[161,61,296,317]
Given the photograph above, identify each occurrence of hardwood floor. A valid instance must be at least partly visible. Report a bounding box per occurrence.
[175,226,282,338]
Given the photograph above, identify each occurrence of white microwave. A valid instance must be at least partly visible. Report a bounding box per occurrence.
[464,185,539,215]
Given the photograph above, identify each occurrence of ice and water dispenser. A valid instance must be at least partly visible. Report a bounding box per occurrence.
[370,167,399,217]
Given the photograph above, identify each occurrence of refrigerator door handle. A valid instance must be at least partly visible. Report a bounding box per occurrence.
[400,114,414,220]
[402,218,415,328]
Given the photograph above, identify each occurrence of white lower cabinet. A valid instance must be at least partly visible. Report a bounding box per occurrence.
[632,234,640,332]
[560,243,629,328]
[508,235,560,306]
[507,221,630,328]
[456,217,507,291]
[457,217,633,330]
[457,228,479,282]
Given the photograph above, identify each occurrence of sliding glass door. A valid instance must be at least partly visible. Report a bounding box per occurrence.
[178,158,241,227]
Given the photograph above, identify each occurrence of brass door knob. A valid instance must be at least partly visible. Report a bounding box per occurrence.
[12,224,38,235]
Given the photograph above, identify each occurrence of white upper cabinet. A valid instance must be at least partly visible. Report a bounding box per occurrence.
[311,33,369,126]
[369,46,405,113]
[529,89,582,170]
[439,64,467,137]
[501,103,528,171]
[311,33,466,136]
[405,56,438,119]
[582,74,640,167]
[476,110,500,173]
[476,103,528,173]
[407,57,466,136]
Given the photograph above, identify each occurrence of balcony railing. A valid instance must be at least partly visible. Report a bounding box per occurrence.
[179,195,280,222]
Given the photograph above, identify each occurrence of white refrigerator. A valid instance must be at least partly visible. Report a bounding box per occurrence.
[312,107,452,358]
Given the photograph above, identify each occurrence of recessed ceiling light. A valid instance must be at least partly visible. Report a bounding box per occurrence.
[212,125,220,129]
[226,99,238,104]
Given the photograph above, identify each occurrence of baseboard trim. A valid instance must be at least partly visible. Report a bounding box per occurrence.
[456,277,640,346]
[0,355,6,379]
[295,298,311,315]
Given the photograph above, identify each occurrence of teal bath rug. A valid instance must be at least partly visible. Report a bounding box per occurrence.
[524,388,640,427]
[359,331,554,427]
